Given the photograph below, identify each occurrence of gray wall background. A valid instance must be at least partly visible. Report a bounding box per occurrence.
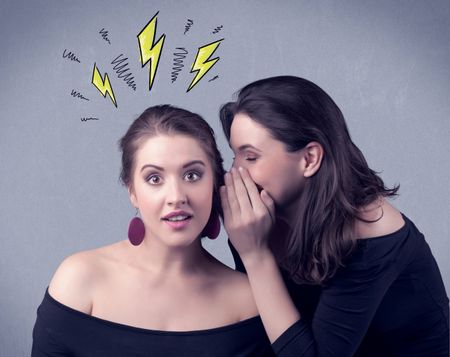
[1,0,449,355]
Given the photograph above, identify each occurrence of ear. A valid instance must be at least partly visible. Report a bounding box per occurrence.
[301,141,323,178]
[128,184,138,208]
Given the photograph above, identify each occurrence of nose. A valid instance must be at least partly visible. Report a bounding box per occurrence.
[166,178,188,206]
[231,157,237,169]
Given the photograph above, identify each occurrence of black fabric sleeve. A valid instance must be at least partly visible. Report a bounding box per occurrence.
[31,295,71,356]
[274,251,399,357]
[272,220,426,357]
[272,320,316,356]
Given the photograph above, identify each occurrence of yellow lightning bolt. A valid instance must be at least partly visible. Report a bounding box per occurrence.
[187,38,223,92]
[91,63,117,107]
[137,12,166,91]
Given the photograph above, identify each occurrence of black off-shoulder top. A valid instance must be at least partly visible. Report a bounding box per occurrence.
[32,289,274,357]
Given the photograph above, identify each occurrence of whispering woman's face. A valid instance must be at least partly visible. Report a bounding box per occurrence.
[229,113,306,216]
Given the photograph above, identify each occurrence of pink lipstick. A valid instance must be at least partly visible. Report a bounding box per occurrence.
[161,210,193,230]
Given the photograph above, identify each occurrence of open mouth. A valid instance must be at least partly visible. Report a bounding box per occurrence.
[162,215,192,222]
[162,214,193,230]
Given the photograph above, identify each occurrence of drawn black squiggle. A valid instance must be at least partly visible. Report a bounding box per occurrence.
[111,54,137,91]
[99,28,111,44]
[63,49,81,63]
[71,89,89,101]
[184,19,193,34]
[171,48,188,83]
[208,75,219,82]
[212,25,223,34]
[80,117,99,122]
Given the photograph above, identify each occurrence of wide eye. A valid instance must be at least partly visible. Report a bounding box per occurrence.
[184,171,201,182]
[147,174,162,185]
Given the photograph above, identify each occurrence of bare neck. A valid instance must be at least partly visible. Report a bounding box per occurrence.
[121,237,213,278]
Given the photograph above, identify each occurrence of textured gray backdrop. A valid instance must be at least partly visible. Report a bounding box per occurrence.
[1,0,449,355]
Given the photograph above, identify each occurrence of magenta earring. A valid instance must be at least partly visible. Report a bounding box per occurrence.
[202,211,220,240]
[128,210,145,246]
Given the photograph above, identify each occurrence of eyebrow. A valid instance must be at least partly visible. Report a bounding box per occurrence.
[236,144,262,152]
[140,160,206,172]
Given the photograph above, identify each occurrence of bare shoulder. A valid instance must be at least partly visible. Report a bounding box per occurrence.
[48,245,114,314]
[209,259,259,320]
[355,198,405,239]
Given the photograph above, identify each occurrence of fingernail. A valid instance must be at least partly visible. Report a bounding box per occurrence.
[238,166,243,172]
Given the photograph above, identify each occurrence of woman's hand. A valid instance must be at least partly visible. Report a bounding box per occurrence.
[220,167,276,265]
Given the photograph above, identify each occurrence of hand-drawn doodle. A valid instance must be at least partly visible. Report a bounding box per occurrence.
[63,49,81,63]
[184,19,193,35]
[187,39,223,92]
[71,89,89,101]
[212,25,223,34]
[91,63,117,107]
[171,47,188,83]
[66,11,224,120]
[111,54,137,91]
[137,12,166,92]
[99,28,111,44]
[80,117,99,122]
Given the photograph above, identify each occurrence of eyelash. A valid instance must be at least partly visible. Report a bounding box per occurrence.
[233,155,258,163]
[184,171,202,182]
[145,171,202,185]
[146,174,161,185]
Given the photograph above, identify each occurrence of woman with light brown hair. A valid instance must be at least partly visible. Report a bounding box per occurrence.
[32,105,274,356]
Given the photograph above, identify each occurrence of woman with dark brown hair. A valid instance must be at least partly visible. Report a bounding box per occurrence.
[220,76,449,356]
[31,105,274,356]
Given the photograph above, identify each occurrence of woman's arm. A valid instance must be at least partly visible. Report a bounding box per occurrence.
[221,167,399,357]
[221,168,302,343]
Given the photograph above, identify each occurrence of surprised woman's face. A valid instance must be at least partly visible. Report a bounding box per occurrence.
[129,134,214,247]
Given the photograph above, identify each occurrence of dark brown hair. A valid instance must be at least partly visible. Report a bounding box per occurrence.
[120,104,225,220]
[220,76,398,285]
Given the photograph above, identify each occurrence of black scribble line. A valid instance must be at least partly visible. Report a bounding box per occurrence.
[212,25,223,34]
[80,117,99,122]
[111,54,137,91]
[184,19,193,34]
[71,89,89,101]
[99,28,111,44]
[171,48,188,83]
[208,75,219,82]
[63,49,81,63]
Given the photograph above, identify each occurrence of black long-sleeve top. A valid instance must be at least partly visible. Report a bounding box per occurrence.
[31,289,275,356]
[230,214,449,356]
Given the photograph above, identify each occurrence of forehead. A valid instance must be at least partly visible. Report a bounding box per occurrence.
[229,113,273,149]
[135,134,209,166]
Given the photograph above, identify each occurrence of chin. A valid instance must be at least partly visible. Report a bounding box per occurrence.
[164,232,201,247]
